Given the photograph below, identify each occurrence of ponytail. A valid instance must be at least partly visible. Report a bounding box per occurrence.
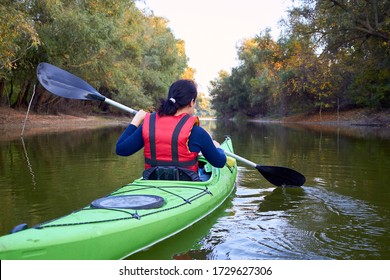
[158,80,197,116]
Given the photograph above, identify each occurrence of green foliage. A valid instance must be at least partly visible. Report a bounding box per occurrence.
[211,0,390,118]
[0,0,188,112]
[195,92,214,117]
[0,1,40,76]
[289,0,390,109]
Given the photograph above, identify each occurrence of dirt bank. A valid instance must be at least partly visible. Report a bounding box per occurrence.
[0,107,130,140]
[1,106,389,141]
[281,108,390,127]
[278,109,390,139]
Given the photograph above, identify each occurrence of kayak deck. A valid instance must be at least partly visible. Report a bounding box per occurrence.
[0,138,237,260]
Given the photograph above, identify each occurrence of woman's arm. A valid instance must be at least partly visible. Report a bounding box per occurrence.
[116,110,147,156]
[189,126,226,168]
[116,124,144,156]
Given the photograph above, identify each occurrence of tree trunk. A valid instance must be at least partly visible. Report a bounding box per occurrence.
[0,79,5,105]
[16,80,32,108]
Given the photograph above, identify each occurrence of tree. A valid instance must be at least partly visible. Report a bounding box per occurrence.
[0,2,40,75]
[0,1,40,107]
[287,0,390,108]
[210,70,236,118]
[238,31,281,116]
[211,29,338,118]
[276,35,337,115]
[195,92,213,117]
[181,66,196,80]
[140,16,187,108]
[0,0,189,113]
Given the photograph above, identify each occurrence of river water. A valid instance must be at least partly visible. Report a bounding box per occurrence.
[0,120,389,259]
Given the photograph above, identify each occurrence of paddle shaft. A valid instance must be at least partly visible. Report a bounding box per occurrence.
[87,91,138,114]
[104,97,138,115]
[225,150,257,168]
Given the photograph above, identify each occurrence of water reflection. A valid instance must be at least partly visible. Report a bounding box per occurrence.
[1,121,390,259]
[0,126,144,235]
[195,121,390,260]
[258,187,306,212]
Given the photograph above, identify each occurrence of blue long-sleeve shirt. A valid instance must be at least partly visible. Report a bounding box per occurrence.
[116,124,226,168]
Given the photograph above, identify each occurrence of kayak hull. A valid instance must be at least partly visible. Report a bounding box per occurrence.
[0,138,237,260]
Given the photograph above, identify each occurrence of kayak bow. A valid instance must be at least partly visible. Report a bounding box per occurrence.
[0,138,237,260]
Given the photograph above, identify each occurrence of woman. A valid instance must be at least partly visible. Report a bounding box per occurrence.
[116,79,226,181]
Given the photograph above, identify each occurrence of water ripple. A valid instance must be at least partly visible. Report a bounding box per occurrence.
[198,183,390,259]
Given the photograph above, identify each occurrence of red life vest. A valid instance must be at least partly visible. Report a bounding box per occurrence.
[142,112,200,172]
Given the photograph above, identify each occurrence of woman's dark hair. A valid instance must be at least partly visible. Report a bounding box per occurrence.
[157,80,197,116]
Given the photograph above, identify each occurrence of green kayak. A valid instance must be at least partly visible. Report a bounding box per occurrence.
[0,137,237,260]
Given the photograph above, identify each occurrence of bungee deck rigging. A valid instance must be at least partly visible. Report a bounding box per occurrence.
[34,183,215,229]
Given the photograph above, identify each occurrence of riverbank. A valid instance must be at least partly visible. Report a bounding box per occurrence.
[1,106,389,140]
[280,108,390,127]
[276,108,390,139]
[0,106,130,140]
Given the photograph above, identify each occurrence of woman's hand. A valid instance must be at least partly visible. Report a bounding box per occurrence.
[213,140,221,148]
[131,110,147,127]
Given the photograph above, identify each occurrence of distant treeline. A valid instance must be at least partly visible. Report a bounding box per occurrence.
[0,0,194,114]
[210,0,390,118]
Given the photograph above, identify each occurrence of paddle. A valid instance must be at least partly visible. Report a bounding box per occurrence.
[36,63,138,114]
[225,151,305,187]
[36,62,306,187]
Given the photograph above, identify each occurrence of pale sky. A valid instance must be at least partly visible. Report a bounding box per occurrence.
[137,0,293,94]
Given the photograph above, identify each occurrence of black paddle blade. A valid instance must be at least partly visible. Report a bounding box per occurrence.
[36,63,105,101]
[256,165,306,187]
